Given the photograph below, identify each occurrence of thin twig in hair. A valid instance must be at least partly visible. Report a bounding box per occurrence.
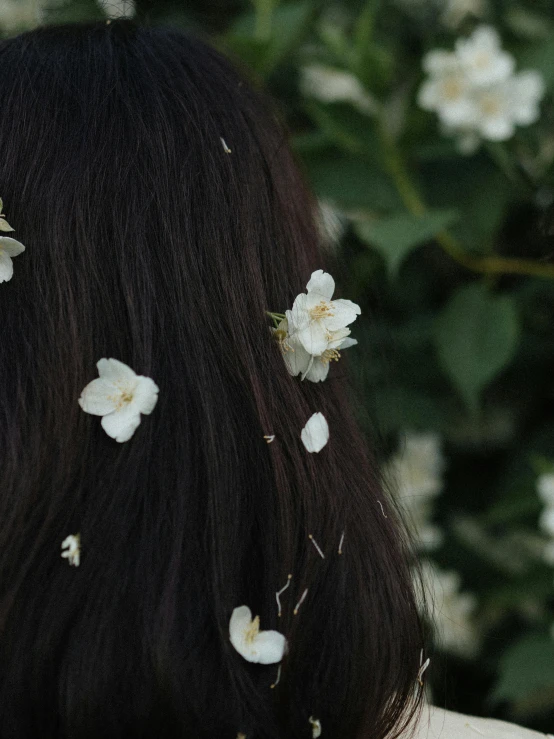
[263,434,275,443]
[220,137,232,154]
[270,664,282,689]
[338,530,345,555]
[275,574,292,617]
[377,500,388,518]
[293,588,308,615]
[308,534,325,559]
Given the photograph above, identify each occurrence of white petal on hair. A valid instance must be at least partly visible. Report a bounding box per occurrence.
[306,269,335,300]
[301,412,329,453]
[0,237,25,283]
[0,236,25,257]
[229,605,286,664]
[79,358,159,442]
[101,404,142,443]
[61,534,81,567]
[0,252,14,283]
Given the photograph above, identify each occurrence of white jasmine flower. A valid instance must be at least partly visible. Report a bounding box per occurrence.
[384,432,445,551]
[309,717,322,738]
[301,412,329,453]
[96,0,136,18]
[229,605,286,664]
[61,534,80,567]
[455,26,514,87]
[418,26,545,152]
[420,561,479,658]
[418,52,475,129]
[289,270,361,357]
[276,318,357,383]
[300,64,376,114]
[0,237,25,283]
[79,358,159,443]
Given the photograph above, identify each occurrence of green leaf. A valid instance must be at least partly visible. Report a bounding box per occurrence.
[355,209,459,276]
[228,1,315,75]
[302,148,401,211]
[491,633,554,704]
[434,283,521,414]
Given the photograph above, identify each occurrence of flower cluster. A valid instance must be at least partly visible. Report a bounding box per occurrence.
[384,431,445,551]
[418,26,545,153]
[272,270,360,383]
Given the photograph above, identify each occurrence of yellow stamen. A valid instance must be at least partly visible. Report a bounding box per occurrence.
[320,348,341,364]
[308,300,334,321]
[244,616,260,644]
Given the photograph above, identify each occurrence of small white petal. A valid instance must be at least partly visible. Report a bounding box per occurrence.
[303,360,330,383]
[296,323,329,356]
[101,406,142,443]
[325,299,361,331]
[0,236,25,257]
[133,376,159,415]
[229,605,286,665]
[0,218,14,232]
[306,269,335,300]
[97,357,138,384]
[301,412,329,453]
[338,337,358,350]
[0,252,14,283]
[78,378,120,415]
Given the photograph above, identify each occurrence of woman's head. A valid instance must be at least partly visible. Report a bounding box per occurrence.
[0,20,424,738]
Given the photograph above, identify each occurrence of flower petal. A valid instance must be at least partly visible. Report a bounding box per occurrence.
[306,269,335,300]
[0,236,25,257]
[301,412,329,453]
[0,252,13,283]
[304,359,330,383]
[134,376,159,415]
[78,378,120,415]
[0,219,15,232]
[338,337,358,350]
[326,299,361,331]
[97,358,137,384]
[283,337,312,377]
[290,293,309,329]
[296,323,329,356]
[101,405,142,443]
[251,629,287,665]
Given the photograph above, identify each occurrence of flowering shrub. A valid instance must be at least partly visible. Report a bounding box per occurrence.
[4,0,554,731]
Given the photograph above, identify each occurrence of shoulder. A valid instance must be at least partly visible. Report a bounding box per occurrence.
[407,705,552,739]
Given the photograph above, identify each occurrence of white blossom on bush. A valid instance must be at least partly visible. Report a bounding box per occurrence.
[300,64,376,114]
[420,560,479,658]
[536,473,554,566]
[418,25,545,153]
[384,431,445,551]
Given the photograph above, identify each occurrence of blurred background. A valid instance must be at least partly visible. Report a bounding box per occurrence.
[3,0,554,732]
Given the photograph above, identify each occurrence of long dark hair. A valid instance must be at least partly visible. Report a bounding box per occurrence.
[0,20,425,739]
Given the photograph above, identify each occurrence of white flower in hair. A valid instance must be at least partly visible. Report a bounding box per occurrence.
[309,716,322,738]
[79,358,159,443]
[277,317,357,382]
[0,237,25,283]
[229,605,286,664]
[301,412,329,453]
[61,534,80,567]
[288,270,361,357]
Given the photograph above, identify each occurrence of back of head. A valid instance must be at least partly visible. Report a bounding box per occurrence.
[0,20,424,739]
